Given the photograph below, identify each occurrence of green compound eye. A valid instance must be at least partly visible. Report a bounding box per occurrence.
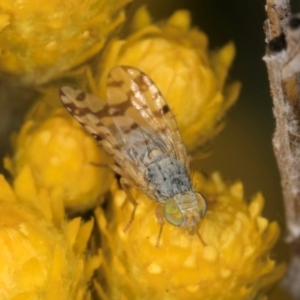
[163,198,184,226]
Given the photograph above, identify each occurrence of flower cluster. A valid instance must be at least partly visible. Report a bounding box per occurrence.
[0,166,101,300]
[0,0,130,84]
[95,7,241,152]
[0,2,284,299]
[96,173,285,299]
[5,97,113,213]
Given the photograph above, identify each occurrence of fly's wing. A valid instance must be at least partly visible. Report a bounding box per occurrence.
[59,86,124,157]
[106,66,188,167]
[59,86,151,192]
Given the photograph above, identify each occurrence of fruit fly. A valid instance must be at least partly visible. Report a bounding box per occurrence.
[60,66,206,244]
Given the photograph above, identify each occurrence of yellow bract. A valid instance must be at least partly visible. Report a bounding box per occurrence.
[0,168,101,300]
[96,7,241,153]
[5,95,113,213]
[96,172,285,300]
[0,0,131,84]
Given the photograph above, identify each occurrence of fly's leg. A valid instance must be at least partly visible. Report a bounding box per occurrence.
[120,177,139,232]
[89,162,111,168]
[196,229,207,246]
[188,226,206,246]
[155,204,165,247]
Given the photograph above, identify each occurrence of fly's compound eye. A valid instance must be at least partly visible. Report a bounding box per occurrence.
[196,192,207,218]
[163,198,184,226]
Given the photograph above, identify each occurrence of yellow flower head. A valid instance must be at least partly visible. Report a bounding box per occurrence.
[0,0,131,84]
[96,172,285,300]
[5,94,113,213]
[0,166,102,300]
[96,7,241,152]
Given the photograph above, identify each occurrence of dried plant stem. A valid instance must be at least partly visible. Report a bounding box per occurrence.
[263,0,300,298]
[264,0,300,241]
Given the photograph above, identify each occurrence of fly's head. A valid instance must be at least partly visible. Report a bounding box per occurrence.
[162,191,206,229]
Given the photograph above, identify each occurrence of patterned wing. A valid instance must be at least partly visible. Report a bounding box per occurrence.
[106,66,188,166]
[59,85,151,192]
[59,86,124,156]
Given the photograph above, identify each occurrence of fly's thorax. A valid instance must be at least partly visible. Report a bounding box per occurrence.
[163,191,207,228]
[146,149,165,164]
[121,126,168,166]
[145,156,192,199]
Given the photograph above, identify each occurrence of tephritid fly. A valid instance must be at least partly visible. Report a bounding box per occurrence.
[60,66,206,244]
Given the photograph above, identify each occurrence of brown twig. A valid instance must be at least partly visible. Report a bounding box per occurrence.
[263,0,300,298]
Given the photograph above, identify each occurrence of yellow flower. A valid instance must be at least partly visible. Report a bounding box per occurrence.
[5,93,113,213]
[95,7,241,152]
[96,172,285,300]
[0,0,131,85]
[0,166,102,300]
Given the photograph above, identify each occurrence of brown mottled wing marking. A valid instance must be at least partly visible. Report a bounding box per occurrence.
[59,85,150,194]
[59,66,188,196]
[59,86,124,155]
[107,66,188,165]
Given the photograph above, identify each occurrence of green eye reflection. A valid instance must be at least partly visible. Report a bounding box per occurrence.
[163,198,184,226]
[196,192,207,218]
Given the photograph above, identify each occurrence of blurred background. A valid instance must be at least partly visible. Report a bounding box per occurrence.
[1,0,300,299]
